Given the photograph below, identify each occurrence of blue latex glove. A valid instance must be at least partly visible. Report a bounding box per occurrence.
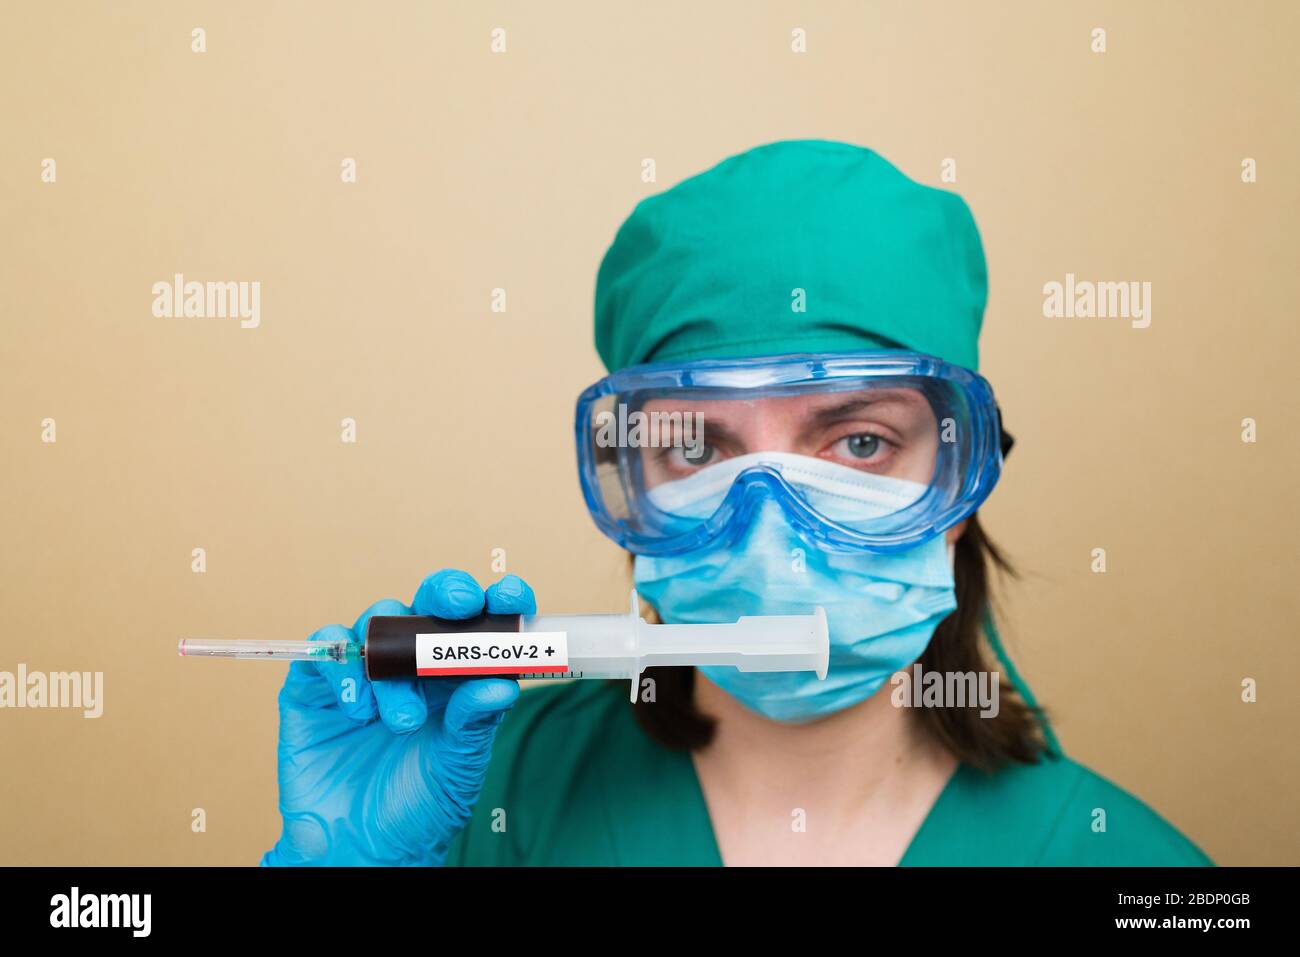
[261,570,533,866]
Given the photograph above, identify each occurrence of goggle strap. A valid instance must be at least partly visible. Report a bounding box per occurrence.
[996,404,1015,459]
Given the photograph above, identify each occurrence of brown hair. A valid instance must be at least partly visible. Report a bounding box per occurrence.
[628,513,1048,770]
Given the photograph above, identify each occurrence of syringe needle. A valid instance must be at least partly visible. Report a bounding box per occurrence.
[177,638,359,663]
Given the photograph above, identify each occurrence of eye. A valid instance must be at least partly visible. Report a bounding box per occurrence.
[840,433,883,460]
[680,443,715,466]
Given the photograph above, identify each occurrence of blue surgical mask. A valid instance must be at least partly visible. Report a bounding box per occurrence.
[633,459,957,723]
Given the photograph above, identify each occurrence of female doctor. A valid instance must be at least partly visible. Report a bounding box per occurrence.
[262,141,1210,866]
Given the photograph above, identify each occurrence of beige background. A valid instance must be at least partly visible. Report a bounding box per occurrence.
[1,1,1296,865]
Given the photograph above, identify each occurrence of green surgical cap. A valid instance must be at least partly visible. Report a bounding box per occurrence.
[595,139,988,372]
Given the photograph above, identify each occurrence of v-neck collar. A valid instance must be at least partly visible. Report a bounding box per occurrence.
[642,745,971,867]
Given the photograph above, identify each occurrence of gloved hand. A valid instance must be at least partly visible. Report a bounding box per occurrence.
[261,569,533,866]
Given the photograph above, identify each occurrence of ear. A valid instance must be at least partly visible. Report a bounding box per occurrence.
[945,519,969,545]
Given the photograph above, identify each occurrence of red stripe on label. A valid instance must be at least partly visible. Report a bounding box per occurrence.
[416,665,570,676]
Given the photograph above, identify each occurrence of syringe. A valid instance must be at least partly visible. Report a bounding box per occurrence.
[180,591,829,701]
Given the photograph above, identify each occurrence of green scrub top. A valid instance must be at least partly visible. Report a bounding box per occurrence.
[446,681,1211,867]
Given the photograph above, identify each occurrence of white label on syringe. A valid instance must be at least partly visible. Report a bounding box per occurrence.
[414,631,568,676]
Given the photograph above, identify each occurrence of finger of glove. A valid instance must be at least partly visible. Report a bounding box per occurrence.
[278,623,374,724]
[484,574,537,616]
[351,598,432,734]
[412,569,485,619]
[442,677,520,743]
[422,576,532,714]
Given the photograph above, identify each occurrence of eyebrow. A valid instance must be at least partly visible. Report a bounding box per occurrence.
[807,394,916,429]
[687,419,742,448]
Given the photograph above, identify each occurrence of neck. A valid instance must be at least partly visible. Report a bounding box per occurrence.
[691,670,957,811]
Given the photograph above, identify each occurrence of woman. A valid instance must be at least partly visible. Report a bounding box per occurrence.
[263,140,1210,866]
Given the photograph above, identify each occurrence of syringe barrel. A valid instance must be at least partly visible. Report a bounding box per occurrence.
[364,612,635,680]
[356,598,829,682]
[364,612,524,680]
[520,613,635,676]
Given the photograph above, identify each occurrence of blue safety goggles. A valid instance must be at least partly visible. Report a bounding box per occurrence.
[575,351,1009,556]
